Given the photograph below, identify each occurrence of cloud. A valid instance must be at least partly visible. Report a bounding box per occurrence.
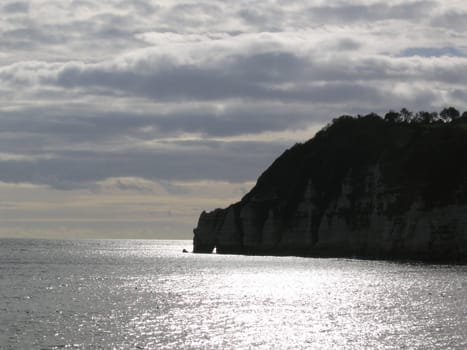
[331,38,362,51]
[99,177,160,193]
[306,1,436,23]
[431,9,467,31]
[0,119,287,188]
[3,39,467,107]
[2,0,467,237]
[1,0,467,190]
[2,1,29,13]
[400,47,467,57]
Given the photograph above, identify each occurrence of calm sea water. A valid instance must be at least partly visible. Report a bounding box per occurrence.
[0,239,466,349]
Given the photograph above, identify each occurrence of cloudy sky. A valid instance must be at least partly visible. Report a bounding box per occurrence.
[1,0,466,239]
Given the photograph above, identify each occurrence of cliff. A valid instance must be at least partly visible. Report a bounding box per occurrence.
[193,114,467,262]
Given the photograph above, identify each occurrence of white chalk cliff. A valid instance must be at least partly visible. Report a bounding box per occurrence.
[193,115,467,262]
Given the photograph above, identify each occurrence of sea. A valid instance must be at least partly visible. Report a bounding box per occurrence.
[0,239,466,349]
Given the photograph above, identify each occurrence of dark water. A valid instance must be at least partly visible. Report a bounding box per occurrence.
[1,238,466,349]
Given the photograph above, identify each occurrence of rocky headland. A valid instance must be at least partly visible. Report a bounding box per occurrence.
[193,110,467,262]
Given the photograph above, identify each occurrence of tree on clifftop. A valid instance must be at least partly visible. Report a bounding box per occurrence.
[384,110,401,123]
[400,108,413,122]
[440,107,460,122]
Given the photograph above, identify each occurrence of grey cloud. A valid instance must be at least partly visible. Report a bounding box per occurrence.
[55,66,387,104]
[5,46,465,113]
[44,53,394,103]
[450,89,467,104]
[426,62,467,85]
[70,0,98,9]
[400,47,466,58]
[163,2,223,28]
[117,0,160,15]
[150,109,308,137]
[113,179,155,193]
[55,64,257,101]
[307,1,435,23]
[0,140,286,189]
[0,16,137,52]
[2,0,467,192]
[333,38,361,51]
[46,53,467,104]
[85,13,137,40]
[0,7,146,57]
[237,7,284,31]
[225,52,308,83]
[0,103,319,151]
[3,2,29,13]
[157,180,189,195]
[1,27,66,49]
[431,10,467,31]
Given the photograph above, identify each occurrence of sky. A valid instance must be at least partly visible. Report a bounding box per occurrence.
[1,0,467,239]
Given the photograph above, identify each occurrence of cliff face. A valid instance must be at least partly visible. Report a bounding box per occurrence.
[193,115,467,262]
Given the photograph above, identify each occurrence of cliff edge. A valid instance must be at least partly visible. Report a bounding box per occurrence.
[193,112,467,262]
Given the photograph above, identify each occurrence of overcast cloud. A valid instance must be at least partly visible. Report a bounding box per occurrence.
[1,0,467,238]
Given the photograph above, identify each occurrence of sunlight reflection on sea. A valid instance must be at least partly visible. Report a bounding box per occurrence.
[1,239,466,349]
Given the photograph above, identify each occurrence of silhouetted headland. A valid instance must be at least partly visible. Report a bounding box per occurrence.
[193,108,467,263]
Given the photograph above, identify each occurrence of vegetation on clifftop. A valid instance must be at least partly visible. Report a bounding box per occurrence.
[243,107,467,220]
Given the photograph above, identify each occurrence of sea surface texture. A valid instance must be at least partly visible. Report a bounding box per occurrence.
[1,239,466,349]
